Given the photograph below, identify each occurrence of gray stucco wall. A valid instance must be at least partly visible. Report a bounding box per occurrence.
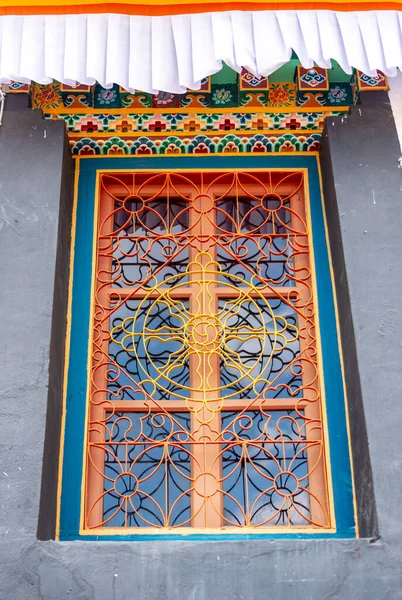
[1,96,402,599]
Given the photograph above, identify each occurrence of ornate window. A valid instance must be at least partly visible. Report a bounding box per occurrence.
[59,158,356,539]
[86,169,329,531]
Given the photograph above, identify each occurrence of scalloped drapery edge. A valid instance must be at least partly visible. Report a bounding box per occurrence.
[0,11,401,94]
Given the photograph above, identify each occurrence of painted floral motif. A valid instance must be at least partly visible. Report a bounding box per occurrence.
[70,132,322,156]
[37,89,60,106]
[282,114,311,130]
[200,113,221,129]
[269,83,296,108]
[217,135,243,152]
[164,144,181,154]
[70,138,100,155]
[249,140,269,152]
[212,88,233,106]
[153,92,180,107]
[159,137,187,154]
[194,142,211,153]
[107,145,126,155]
[250,115,272,130]
[114,117,136,133]
[187,135,215,154]
[163,113,185,126]
[96,88,118,106]
[307,140,321,152]
[15,66,358,114]
[79,115,105,133]
[279,140,297,152]
[59,113,83,129]
[102,137,129,154]
[146,116,169,132]
[232,113,253,127]
[51,110,342,134]
[215,115,240,131]
[328,86,348,103]
[130,138,157,155]
[182,116,203,131]
[33,84,62,109]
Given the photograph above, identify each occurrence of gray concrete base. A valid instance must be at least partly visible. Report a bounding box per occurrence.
[1,539,401,600]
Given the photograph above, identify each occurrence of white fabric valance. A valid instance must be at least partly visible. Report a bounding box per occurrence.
[0,10,401,94]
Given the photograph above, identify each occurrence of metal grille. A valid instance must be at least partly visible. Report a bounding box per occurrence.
[85,170,330,531]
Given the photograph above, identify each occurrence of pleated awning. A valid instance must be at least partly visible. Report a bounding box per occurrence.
[1,1,402,93]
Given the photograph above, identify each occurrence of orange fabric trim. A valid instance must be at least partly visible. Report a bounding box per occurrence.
[1,1,402,16]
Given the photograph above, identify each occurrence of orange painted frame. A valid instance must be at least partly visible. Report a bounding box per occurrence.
[84,169,331,532]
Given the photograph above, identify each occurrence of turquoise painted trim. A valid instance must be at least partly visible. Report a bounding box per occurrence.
[59,155,356,540]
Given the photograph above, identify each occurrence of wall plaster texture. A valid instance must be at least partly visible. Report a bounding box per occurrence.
[0,96,402,599]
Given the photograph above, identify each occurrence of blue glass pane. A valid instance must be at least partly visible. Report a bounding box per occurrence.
[218,297,302,400]
[221,410,310,526]
[108,298,190,401]
[103,412,191,527]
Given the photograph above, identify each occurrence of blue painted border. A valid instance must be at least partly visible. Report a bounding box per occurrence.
[59,155,356,540]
